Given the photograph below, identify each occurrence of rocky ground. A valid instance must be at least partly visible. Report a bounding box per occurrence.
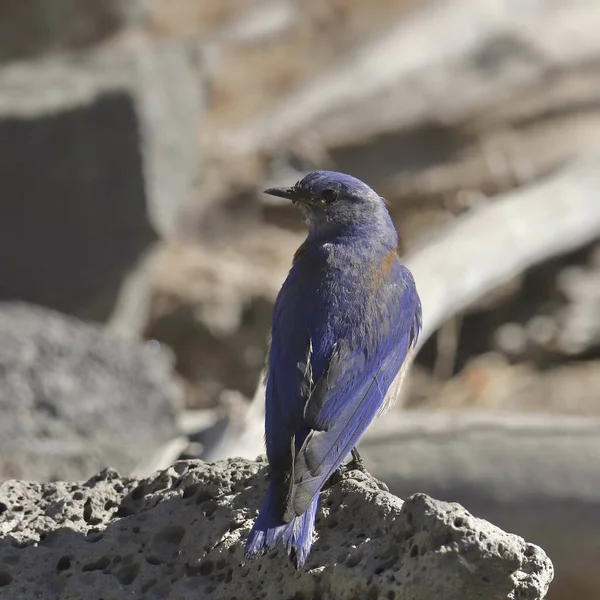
[0,458,553,600]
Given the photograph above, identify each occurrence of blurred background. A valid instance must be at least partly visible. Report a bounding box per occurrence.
[0,1,599,598]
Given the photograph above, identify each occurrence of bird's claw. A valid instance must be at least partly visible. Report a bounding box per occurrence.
[323,468,345,491]
[371,478,389,493]
[322,448,389,492]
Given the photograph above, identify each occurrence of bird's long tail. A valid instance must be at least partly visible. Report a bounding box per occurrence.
[245,482,319,569]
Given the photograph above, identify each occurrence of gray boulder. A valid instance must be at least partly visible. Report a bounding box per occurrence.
[0,2,203,321]
[0,303,183,481]
[0,457,553,599]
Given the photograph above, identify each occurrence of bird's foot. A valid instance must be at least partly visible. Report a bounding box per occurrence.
[322,449,389,492]
[345,448,367,474]
[347,448,389,491]
[322,467,346,491]
[370,476,389,493]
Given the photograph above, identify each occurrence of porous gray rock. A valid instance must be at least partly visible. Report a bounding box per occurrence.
[0,457,553,599]
[0,303,183,482]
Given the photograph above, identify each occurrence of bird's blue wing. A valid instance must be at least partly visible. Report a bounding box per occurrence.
[288,279,420,518]
[303,278,421,432]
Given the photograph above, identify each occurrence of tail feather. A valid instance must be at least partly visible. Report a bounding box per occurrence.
[245,483,319,569]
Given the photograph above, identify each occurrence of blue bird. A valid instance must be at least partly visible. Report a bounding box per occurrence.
[245,170,422,569]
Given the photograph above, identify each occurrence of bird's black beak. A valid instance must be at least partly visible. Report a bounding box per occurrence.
[263,186,298,201]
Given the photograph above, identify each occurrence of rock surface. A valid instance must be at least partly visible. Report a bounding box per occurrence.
[0,303,183,482]
[0,458,553,600]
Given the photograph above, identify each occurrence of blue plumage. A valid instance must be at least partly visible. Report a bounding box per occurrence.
[245,170,422,568]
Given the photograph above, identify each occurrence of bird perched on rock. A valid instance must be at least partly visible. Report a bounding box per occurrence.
[245,171,422,568]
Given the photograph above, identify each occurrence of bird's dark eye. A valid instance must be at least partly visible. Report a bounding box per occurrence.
[321,188,338,204]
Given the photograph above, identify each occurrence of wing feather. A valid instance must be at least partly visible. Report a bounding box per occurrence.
[287,336,413,518]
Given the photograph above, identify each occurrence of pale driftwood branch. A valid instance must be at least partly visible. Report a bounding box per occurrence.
[200,152,600,462]
[222,0,600,153]
[408,152,600,349]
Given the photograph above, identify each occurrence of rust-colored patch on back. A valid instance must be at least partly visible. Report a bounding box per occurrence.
[369,247,397,290]
[380,248,396,277]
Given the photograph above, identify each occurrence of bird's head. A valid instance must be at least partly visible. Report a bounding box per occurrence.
[264,170,394,241]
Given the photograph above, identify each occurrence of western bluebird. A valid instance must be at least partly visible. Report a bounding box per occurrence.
[245,170,422,568]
